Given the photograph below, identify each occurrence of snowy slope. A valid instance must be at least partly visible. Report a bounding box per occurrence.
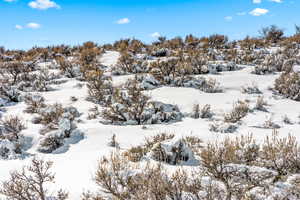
[1,51,300,199]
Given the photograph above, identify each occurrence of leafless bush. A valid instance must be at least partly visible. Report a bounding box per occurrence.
[79,46,101,78]
[1,116,25,137]
[123,133,174,162]
[200,135,275,200]
[34,103,64,126]
[260,25,284,44]
[191,104,213,119]
[224,101,250,123]
[200,78,223,93]
[112,51,137,74]
[124,133,200,165]
[0,61,29,84]
[261,116,281,129]
[87,153,205,200]
[150,58,180,85]
[209,121,238,133]
[254,96,268,111]
[36,105,82,153]
[260,130,300,176]
[0,116,26,159]
[253,64,276,75]
[239,36,265,50]
[86,69,113,104]
[208,34,228,49]
[102,79,150,125]
[24,94,46,113]
[274,72,300,101]
[241,83,262,94]
[56,56,79,78]
[0,84,22,103]
[0,157,68,200]
[108,134,119,148]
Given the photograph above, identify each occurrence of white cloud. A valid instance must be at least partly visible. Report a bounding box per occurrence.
[28,0,60,10]
[249,8,269,16]
[253,0,283,3]
[253,0,262,3]
[116,18,130,24]
[150,32,161,38]
[225,16,233,21]
[269,0,282,3]
[26,22,41,29]
[237,12,246,16]
[15,25,23,30]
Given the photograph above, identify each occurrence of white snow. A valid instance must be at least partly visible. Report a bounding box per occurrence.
[1,51,300,199]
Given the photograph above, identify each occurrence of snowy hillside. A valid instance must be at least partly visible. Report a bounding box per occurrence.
[1,36,300,200]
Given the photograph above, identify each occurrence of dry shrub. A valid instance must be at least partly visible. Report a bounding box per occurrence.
[260,25,284,44]
[201,78,223,93]
[150,59,180,84]
[24,94,46,113]
[200,135,275,200]
[260,130,300,176]
[38,134,64,153]
[35,103,64,126]
[56,56,78,78]
[208,34,228,49]
[0,116,26,159]
[200,134,259,167]
[275,72,300,101]
[241,83,262,94]
[0,61,29,84]
[150,140,190,165]
[201,132,300,180]
[86,69,113,104]
[144,133,175,150]
[191,104,213,119]
[124,133,200,165]
[0,116,25,137]
[224,101,250,123]
[108,134,119,148]
[123,133,174,162]
[239,36,265,50]
[89,131,300,200]
[122,145,146,162]
[255,96,268,111]
[88,153,204,200]
[79,45,101,78]
[0,84,22,103]
[114,51,136,74]
[101,79,150,125]
[0,158,68,200]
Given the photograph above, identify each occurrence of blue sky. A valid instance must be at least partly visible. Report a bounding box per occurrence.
[1,0,299,49]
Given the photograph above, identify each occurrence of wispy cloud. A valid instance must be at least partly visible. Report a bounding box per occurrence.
[26,22,41,29]
[225,16,233,21]
[237,12,247,16]
[150,32,161,38]
[253,0,283,3]
[116,18,130,24]
[269,0,282,3]
[15,25,23,30]
[253,0,262,4]
[28,0,60,10]
[249,8,269,16]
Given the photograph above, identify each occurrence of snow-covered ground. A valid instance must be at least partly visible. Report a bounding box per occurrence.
[1,51,300,199]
